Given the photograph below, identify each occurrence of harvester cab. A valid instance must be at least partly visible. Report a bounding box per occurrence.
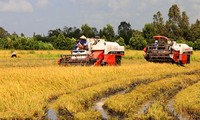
[144,36,193,65]
[58,37,125,66]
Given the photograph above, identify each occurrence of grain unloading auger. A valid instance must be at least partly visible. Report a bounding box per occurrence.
[144,36,193,65]
[58,38,124,66]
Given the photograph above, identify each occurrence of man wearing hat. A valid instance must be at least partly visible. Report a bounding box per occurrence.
[154,40,158,50]
[77,35,88,50]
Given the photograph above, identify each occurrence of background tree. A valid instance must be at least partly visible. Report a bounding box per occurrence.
[1,4,200,50]
[2,37,13,49]
[0,27,9,38]
[63,26,81,39]
[48,29,62,37]
[193,39,200,50]
[91,27,99,37]
[129,31,147,50]
[34,34,50,43]
[153,11,165,35]
[180,11,190,40]
[81,24,94,38]
[143,23,157,43]
[167,4,183,39]
[52,33,67,50]
[118,21,133,45]
[102,24,115,41]
[189,19,200,42]
[115,37,125,46]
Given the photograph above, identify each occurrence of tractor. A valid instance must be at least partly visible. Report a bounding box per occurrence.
[58,37,124,66]
[144,36,193,65]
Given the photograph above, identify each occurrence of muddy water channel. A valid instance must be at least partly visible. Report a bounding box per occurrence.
[167,99,192,120]
[47,109,58,120]
[137,100,153,115]
[93,90,126,120]
[45,94,63,120]
[93,98,108,120]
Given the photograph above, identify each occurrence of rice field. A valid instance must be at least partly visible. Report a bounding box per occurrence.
[0,50,200,119]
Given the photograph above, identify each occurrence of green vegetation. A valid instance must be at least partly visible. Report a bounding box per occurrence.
[1,4,200,50]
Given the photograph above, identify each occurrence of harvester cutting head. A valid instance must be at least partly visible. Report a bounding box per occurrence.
[144,36,193,65]
[58,37,125,66]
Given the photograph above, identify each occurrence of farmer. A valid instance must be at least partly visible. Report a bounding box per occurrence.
[77,35,88,50]
[154,40,158,50]
[11,51,17,58]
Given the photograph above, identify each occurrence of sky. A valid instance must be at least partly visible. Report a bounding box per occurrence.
[0,0,200,37]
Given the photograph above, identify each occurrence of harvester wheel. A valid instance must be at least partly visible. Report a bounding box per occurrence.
[144,54,150,61]
[116,56,121,65]
[58,58,63,65]
[100,60,107,66]
[177,60,183,66]
[187,55,190,64]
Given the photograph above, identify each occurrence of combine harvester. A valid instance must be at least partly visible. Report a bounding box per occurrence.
[58,37,124,66]
[144,36,193,65]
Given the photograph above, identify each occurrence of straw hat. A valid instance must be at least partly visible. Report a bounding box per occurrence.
[80,35,87,40]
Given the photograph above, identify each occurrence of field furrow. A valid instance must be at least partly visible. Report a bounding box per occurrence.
[49,70,200,119]
[104,73,200,119]
[173,81,200,119]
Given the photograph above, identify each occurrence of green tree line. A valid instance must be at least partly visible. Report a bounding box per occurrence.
[0,4,200,50]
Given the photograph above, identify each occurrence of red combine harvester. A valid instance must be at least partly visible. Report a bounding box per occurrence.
[144,36,193,65]
[58,38,124,66]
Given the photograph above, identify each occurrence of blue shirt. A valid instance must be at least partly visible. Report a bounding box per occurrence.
[154,42,158,49]
[79,39,88,46]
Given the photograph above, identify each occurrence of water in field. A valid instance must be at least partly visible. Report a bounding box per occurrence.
[167,99,191,120]
[47,109,58,120]
[93,90,126,120]
[137,100,153,114]
[93,99,108,120]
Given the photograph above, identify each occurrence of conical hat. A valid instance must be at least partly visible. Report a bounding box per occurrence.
[80,35,87,40]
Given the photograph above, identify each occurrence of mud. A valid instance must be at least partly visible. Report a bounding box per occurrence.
[167,99,192,120]
[93,90,126,120]
[137,100,153,114]
[93,98,108,120]
[58,107,74,119]
[44,93,64,120]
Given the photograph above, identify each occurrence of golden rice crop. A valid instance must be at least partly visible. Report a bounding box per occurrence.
[174,81,200,118]
[128,101,172,120]
[51,68,200,115]
[104,74,200,119]
[0,50,200,119]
